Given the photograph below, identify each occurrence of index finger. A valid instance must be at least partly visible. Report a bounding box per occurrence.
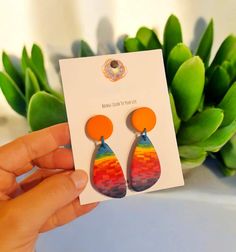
[0,123,70,174]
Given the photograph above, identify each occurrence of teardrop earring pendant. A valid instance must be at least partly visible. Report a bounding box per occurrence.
[128,107,161,191]
[86,115,126,198]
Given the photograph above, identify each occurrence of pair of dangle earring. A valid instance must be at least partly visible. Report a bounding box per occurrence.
[85,107,161,198]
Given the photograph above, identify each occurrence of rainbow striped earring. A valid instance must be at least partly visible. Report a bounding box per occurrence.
[128,107,161,191]
[86,115,126,198]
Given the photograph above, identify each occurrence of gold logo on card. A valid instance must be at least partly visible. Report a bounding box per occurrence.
[102,59,127,82]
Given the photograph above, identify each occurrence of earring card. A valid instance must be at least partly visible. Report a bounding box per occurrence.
[59,50,184,204]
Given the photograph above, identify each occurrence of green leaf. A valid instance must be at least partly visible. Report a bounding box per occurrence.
[21,46,31,74]
[25,68,40,104]
[181,153,207,169]
[196,120,236,152]
[219,163,236,176]
[207,35,236,78]
[171,56,205,121]
[211,35,236,66]
[166,43,192,83]
[231,58,236,80]
[177,108,224,145]
[206,66,231,103]
[124,37,145,52]
[163,15,183,61]
[220,134,236,169]
[2,51,24,92]
[218,82,236,126]
[31,44,48,85]
[0,72,26,116]
[21,45,63,101]
[136,27,162,50]
[78,40,95,57]
[169,92,181,133]
[21,46,48,90]
[196,19,214,67]
[179,145,207,159]
[198,94,205,112]
[28,91,67,131]
[221,60,236,81]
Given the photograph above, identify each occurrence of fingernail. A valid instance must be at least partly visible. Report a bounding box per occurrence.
[70,170,88,189]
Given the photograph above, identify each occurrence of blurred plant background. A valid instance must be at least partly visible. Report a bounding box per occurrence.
[1,14,236,176]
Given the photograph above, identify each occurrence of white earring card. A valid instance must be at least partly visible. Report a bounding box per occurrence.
[60,50,184,204]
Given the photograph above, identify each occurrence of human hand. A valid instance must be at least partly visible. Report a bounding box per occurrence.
[0,123,98,252]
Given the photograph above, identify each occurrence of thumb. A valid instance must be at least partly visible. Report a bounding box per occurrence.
[11,170,88,228]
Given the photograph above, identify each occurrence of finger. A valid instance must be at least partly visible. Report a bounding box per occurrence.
[13,163,34,177]
[33,148,74,170]
[9,170,88,229]
[40,199,98,232]
[20,169,71,192]
[0,192,11,200]
[0,168,17,196]
[0,123,70,175]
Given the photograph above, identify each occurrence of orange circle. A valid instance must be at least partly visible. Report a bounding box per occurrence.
[86,115,113,141]
[131,107,156,132]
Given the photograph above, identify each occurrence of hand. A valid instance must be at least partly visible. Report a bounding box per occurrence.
[0,123,98,252]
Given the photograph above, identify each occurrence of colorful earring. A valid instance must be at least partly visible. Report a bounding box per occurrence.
[129,107,161,191]
[86,115,126,198]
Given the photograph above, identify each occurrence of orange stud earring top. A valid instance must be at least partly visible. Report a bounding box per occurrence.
[86,115,113,141]
[131,107,156,132]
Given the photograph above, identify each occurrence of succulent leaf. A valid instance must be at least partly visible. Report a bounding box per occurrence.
[0,72,26,116]
[2,51,24,92]
[177,108,224,145]
[163,14,183,61]
[206,66,231,103]
[219,163,236,176]
[171,56,205,121]
[221,60,236,81]
[21,46,48,90]
[169,92,181,133]
[211,35,236,66]
[196,120,236,152]
[179,145,207,159]
[218,82,236,127]
[198,94,205,112]
[136,27,162,50]
[25,68,40,104]
[220,134,236,169]
[27,91,67,131]
[207,35,236,78]
[196,19,214,67]
[21,46,63,101]
[124,37,145,52]
[166,43,192,83]
[181,153,207,169]
[78,40,95,57]
[21,46,31,74]
[31,44,48,85]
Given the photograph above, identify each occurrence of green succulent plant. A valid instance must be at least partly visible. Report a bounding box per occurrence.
[124,14,236,174]
[0,41,94,131]
[0,45,66,131]
[1,15,236,176]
